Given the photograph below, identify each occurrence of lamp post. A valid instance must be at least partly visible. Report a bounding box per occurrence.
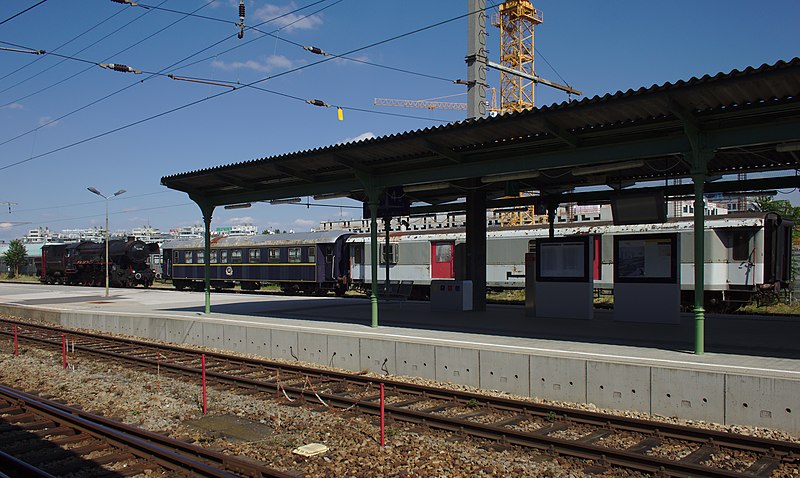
[87,187,126,297]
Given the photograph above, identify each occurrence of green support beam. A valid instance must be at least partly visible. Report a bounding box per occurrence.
[196,201,215,315]
[369,194,380,328]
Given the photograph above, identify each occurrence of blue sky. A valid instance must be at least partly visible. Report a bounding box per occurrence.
[1,0,798,242]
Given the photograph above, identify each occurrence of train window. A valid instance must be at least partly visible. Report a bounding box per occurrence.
[185,251,193,264]
[351,245,363,264]
[288,247,302,263]
[211,250,219,263]
[308,247,316,263]
[434,243,450,263]
[197,250,204,263]
[231,250,242,263]
[220,250,229,263]
[379,243,398,264]
[173,251,180,263]
[732,231,752,261]
[249,249,260,263]
[268,248,280,263]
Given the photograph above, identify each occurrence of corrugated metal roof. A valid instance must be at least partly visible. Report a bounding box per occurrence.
[162,58,800,207]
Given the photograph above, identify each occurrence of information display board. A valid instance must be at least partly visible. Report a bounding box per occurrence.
[614,233,678,283]
[536,236,590,282]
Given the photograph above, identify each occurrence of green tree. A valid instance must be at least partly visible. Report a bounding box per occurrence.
[754,196,800,226]
[2,239,27,277]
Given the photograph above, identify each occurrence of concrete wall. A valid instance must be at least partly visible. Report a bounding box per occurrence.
[3,303,799,435]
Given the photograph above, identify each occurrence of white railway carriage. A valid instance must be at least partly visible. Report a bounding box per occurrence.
[346,212,792,307]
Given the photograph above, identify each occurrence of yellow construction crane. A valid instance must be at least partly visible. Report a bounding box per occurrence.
[373,97,466,111]
[374,90,499,112]
[492,0,541,112]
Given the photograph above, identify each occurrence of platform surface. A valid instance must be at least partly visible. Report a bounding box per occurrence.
[1,282,799,379]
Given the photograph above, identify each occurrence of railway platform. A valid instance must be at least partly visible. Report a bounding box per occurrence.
[0,282,798,434]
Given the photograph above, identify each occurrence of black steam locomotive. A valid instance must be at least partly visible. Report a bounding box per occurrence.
[39,240,158,288]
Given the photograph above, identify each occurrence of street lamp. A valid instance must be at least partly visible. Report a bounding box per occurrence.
[87,187,126,297]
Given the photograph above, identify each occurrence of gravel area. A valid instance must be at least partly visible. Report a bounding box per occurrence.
[2,315,799,478]
[0,342,646,477]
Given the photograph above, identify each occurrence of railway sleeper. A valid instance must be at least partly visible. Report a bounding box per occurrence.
[678,444,716,464]
[532,422,569,436]
[575,428,615,445]
[492,414,530,428]
[745,456,781,477]
[625,436,662,454]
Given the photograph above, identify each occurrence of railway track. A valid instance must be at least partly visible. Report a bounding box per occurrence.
[1,317,798,478]
[0,382,294,477]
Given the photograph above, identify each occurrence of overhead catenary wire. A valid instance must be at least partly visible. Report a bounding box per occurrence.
[0,0,337,146]
[0,6,128,85]
[0,0,173,100]
[132,0,457,84]
[0,0,50,27]
[0,4,493,172]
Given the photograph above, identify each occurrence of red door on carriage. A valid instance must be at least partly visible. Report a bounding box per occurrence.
[431,241,455,279]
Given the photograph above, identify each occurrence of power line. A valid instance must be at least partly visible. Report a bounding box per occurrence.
[0,5,491,172]
[0,0,50,27]
[135,0,457,84]
[0,0,336,146]
[0,6,127,85]
[0,0,184,105]
[13,191,172,214]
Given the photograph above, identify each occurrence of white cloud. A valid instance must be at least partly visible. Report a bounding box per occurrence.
[227,216,254,225]
[293,218,316,228]
[2,103,23,110]
[340,132,376,144]
[254,3,323,31]
[212,54,296,73]
[38,116,59,127]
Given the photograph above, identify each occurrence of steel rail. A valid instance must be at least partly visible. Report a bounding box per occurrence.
[1,318,798,477]
[0,383,294,478]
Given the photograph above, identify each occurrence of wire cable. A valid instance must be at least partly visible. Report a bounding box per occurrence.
[0,5,492,171]
[0,7,127,85]
[0,0,182,106]
[0,0,50,27]
[0,1,335,146]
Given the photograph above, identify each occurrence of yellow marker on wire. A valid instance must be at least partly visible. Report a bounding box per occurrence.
[337,107,344,121]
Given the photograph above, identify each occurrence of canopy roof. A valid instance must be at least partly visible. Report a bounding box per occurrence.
[162,58,800,208]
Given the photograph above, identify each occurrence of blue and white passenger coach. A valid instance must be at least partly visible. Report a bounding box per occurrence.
[161,231,352,295]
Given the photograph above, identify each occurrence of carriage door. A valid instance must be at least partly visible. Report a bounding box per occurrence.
[431,241,455,279]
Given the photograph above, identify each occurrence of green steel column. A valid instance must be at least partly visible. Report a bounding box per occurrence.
[692,172,706,354]
[201,204,214,315]
[369,196,380,328]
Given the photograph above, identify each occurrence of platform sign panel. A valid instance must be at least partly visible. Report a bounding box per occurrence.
[614,233,678,284]
[535,236,590,282]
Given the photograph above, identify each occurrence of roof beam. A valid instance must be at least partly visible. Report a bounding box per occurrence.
[541,119,580,147]
[273,164,315,183]
[424,140,464,163]
[212,172,259,190]
[331,153,372,175]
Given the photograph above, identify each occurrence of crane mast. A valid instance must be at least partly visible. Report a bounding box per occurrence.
[494,0,542,112]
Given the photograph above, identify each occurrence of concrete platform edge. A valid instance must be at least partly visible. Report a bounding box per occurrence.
[1,303,798,435]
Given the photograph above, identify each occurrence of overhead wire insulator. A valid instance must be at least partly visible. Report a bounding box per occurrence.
[0,46,46,55]
[303,46,329,56]
[99,63,142,74]
[306,99,329,107]
[111,0,138,5]
[237,0,245,39]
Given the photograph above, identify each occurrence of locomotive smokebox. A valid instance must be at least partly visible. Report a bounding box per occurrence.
[108,240,149,263]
